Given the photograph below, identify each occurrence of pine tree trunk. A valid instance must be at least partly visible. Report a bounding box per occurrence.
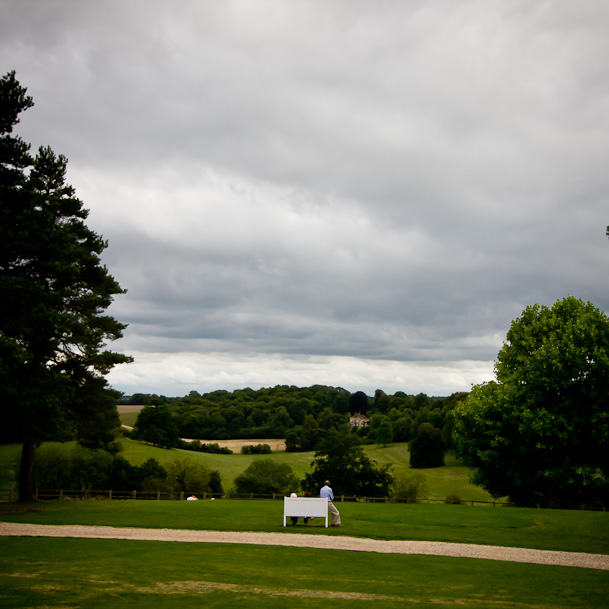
[18,442,35,502]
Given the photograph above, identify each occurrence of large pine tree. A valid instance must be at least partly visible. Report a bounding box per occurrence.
[0,71,132,500]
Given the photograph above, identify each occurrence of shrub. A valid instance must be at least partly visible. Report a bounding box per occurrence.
[234,459,299,495]
[445,493,462,505]
[390,472,428,503]
[241,444,272,454]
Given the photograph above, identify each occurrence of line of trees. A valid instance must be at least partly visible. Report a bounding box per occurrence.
[128,386,466,465]
[31,443,223,496]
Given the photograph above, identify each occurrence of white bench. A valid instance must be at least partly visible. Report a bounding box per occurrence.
[283,497,328,527]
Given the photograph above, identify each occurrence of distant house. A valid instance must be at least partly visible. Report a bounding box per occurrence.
[349,412,370,428]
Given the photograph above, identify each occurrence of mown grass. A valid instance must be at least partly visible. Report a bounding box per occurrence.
[1,499,607,554]
[1,497,607,608]
[1,535,608,609]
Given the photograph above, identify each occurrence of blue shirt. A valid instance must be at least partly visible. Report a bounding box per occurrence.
[320,484,334,502]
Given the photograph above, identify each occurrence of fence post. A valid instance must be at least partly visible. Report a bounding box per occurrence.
[340,495,344,503]
[84,489,88,500]
[35,488,39,501]
[109,489,112,500]
[133,490,136,500]
[180,491,184,501]
[203,491,207,500]
[59,489,63,501]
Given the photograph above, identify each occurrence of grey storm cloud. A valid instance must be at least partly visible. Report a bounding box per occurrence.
[2,0,609,396]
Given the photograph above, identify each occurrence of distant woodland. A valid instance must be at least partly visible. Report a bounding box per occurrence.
[119,386,468,452]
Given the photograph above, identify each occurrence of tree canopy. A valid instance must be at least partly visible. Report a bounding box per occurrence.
[234,459,299,496]
[301,431,393,497]
[0,71,132,500]
[133,405,181,449]
[409,422,446,468]
[453,296,609,507]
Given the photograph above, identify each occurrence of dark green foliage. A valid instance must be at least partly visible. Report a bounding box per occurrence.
[409,422,446,468]
[30,445,177,492]
[445,493,462,504]
[165,458,213,496]
[208,469,223,493]
[179,440,233,454]
[240,443,272,454]
[349,390,369,415]
[161,385,461,446]
[301,430,394,497]
[234,459,299,495]
[454,296,609,507]
[0,72,131,500]
[133,405,180,448]
[376,418,394,446]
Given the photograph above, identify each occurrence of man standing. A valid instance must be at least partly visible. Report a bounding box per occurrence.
[320,480,341,526]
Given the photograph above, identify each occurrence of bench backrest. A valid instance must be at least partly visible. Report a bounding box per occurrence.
[283,497,328,527]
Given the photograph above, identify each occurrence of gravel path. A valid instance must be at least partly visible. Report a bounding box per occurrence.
[2,522,608,571]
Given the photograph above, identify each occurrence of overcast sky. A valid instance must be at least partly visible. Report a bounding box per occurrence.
[2,1,608,397]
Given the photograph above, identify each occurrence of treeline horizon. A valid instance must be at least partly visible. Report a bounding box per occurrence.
[120,384,469,451]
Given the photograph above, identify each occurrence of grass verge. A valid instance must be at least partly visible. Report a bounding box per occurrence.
[1,500,607,555]
[1,536,607,609]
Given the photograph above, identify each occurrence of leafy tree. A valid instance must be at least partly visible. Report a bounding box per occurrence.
[133,405,180,448]
[453,296,609,507]
[0,72,132,501]
[166,458,214,496]
[301,431,393,497]
[392,416,414,443]
[234,459,299,495]
[139,457,168,483]
[374,389,390,414]
[376,419,394,446]
[409,423,446,468]
[349,391,369,415]
[32,444,115,491]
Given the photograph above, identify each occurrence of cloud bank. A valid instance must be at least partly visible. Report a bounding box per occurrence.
[3,0,608,396]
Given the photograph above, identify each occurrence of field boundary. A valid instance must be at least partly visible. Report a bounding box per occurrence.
[1,522,608,570]
[0,487,512,506]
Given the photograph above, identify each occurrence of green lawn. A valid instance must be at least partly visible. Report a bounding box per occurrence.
[1,499,608,555]
[2,496,608,608]
[2,536,607,609]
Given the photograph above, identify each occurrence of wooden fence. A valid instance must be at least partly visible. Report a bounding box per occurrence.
[0,488,511,506]
[1,488,606,510]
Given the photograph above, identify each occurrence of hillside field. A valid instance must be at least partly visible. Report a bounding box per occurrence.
[0,436,499,502]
